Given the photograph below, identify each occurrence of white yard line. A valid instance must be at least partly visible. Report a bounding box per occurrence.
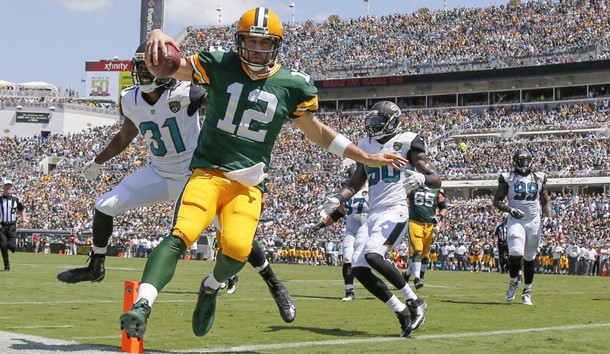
[175,323,610,353]
[1,322,609,354]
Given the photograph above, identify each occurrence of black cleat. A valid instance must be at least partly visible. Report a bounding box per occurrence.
[57,253,105,283]
[120,299,151,340]
[266,276,296,323]
[414,277,424,290]
[407,297,427,331]
[395,307,412,338]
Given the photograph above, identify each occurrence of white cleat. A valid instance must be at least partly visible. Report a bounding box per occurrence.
[521,289,533,306]
[342,292,355,302]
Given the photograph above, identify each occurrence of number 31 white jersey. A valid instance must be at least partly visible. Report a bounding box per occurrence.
[120,81,201,179]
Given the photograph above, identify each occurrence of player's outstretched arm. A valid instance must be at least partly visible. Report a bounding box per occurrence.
[294,112,407,169]
[82,117,139,181]
[145,29,194,82]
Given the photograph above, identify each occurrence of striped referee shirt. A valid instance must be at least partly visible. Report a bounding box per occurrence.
[1,195,24,224]
[495,223,507,243]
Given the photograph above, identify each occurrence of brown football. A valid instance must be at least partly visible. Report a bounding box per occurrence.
[148,43,181,78]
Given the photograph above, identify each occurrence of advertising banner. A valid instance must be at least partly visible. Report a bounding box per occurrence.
[84,60,133,103]
[140,0,165,44]
[16,112,51,124]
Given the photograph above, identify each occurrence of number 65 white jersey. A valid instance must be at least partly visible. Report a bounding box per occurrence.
[120,81,201,179]
[500,171,546,220]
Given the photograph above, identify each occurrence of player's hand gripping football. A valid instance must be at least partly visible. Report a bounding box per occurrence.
[145,29,181,68]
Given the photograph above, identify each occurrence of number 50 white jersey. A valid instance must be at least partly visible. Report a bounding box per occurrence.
[356,131,423,210]
[120,81,201,179]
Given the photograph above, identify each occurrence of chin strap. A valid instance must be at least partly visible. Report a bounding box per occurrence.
[139,83,162,93]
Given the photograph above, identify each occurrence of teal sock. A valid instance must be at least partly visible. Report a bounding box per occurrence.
[213,252,247,282]
[141,236,186,290]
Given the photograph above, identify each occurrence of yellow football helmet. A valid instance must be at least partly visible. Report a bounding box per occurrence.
[235,7,283,71]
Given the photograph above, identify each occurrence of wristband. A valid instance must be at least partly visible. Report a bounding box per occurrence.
[424,174,434,185]
[329,209,344,222]
[333,193,346,204]
[328,134,351,157]
[315,222,325,230]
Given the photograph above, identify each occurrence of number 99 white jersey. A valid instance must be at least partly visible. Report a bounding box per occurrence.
[500,171,546,220]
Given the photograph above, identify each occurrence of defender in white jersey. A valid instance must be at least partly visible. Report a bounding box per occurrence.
[312,165,369,301]
[57,43,205,284]
[493,149,553,306]
[318,101,441,338]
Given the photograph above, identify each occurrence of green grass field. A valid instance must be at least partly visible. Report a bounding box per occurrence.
[1,253,609,353]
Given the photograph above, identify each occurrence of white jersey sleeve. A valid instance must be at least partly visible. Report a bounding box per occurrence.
[119,81,201,179]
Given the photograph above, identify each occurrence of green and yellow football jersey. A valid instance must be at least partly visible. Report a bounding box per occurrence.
[409,187,442,224]
[187,49,318,172]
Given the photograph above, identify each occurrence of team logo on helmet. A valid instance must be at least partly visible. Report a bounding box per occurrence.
[365,101,403,138]
[169,101,181,113]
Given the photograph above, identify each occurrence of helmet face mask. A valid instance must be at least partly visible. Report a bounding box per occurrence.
[131,42,176,93]
[235,7,283,72]
[512,149,532,175]
[365,101,403,138]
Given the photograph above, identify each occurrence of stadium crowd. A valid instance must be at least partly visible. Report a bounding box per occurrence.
[181,1,610,77]
[1,99,608,276]
[1,1,609,277]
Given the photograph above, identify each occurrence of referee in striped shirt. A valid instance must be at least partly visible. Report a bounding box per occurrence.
[1,180,27,271]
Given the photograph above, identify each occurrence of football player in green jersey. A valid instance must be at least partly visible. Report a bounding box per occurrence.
[403,187,448,289]
[120,7,407,340]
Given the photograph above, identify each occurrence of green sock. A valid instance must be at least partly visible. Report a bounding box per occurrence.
[213,252,247,283]
[141,236,186,290]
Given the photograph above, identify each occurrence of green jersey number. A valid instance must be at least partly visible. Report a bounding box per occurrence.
[139,117,186,156]
[217,82,277,142]
[413,191,436,208]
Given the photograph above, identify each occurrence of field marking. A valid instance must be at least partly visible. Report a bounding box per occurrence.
[1,322,609,354]
[8,325,74,329]
[174,322,610,353]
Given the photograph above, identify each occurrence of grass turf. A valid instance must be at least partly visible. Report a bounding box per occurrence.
[1,253,609,353]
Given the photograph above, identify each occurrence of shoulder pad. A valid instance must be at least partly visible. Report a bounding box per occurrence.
[499,172,510,184]
[533,171,547,182]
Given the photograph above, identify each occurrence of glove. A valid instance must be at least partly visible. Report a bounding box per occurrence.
[509,208,525,219]
[431,215,444,225]
[403,169,426,192]
[317,194,342,219]
[82,160,102,181]
[306,222,324,232]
